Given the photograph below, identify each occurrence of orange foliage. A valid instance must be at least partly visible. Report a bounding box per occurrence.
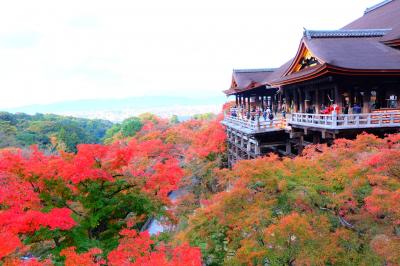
[180,134,400,265]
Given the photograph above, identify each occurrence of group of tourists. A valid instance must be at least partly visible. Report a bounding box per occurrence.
[230,105,275,122]
[302,103,363,115]
[229,104,289,129]
[229,102,367,127]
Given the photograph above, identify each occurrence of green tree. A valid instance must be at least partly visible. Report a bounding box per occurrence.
[0,121,17,148]
[170,115,179,124]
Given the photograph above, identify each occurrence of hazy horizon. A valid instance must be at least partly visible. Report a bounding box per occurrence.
[0,0,378,109]
[1,95,226,122]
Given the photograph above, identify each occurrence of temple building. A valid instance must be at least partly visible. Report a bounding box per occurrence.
[222,0,400,166]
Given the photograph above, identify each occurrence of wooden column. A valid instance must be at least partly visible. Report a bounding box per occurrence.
[293,89,298,113]
[278,90,282,111]
[304,90,310,112]
[235,95,238,106]
[315,88,320,113]
[246,141,251,159]
[334,85,341,108]
[255,140,260,156]
[298,88,303,113]
[284,89,290,113]
[298,136,304,155]
[272,95,275,113]
[363,92,370,113]
[286,139,291,155]
[261,96,264,110]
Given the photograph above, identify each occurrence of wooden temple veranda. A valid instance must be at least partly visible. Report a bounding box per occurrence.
[222,0,400,166]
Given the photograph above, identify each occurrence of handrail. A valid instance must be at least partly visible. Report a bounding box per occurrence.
[290,111,400,129]
[224,108,287,131]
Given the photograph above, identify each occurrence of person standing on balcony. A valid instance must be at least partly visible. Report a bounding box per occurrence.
[353,103,361,114]
[263,109,267,121]
[268,111,274,127]
[231,108,237,117]
[266,106,271,117]
[344,104,349,114]
[281,102,287,118]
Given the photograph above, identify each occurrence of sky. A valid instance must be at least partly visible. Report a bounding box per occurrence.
[0,0,379,109]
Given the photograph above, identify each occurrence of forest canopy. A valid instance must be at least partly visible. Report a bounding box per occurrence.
[1,110,400,265]
[0,112,113,152]
[177,133,400,265]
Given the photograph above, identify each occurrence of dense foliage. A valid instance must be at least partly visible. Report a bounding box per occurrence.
[2,107,399,265]
[177,134,400,265]
[103,117,143,144]
[0,112,113,152]
[0,113,226,265]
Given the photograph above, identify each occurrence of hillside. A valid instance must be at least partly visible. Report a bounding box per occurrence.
[0,112,113,152]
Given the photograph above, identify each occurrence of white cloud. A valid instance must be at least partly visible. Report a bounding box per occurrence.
[0,0,378,108]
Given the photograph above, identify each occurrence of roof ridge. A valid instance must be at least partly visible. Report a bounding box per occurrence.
[303,28,391,39]
[233,68,276,73]
[364,0,393,14]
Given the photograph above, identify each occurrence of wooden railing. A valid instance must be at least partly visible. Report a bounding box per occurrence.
[290,112,400,129]
[223,108,286,132]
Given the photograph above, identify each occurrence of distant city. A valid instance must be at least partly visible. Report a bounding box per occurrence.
[3,96,227,122]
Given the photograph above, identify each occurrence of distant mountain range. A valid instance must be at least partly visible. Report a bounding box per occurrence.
[3,96,227,122]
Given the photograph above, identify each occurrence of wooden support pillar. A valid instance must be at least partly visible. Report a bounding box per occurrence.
[261,96,264,110]
[284,88,289,112]
[255,140,260,156]
[254,96,259,109]
[313,134,320,144]
[304,90,310,112]
[271,95,275,113]
[298,88,303,113]
[246,141,251,159]
[362,92,370,113]
[315,88,320,114]
[247,97,251,112]
[298,136,304,155]
[235,95,238,106]
[334,85,341,108]
[293,89,298,113]
[286,140,291,155]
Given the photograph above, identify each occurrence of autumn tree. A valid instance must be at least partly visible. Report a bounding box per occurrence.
[178,134,400,265]
[0,136,190,263]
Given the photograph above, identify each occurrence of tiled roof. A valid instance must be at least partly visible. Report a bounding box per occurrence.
[342,0,400,42]
[233,68,276,73]
[303,29,391,39]
[230,68,277,89]
[224,0,400,93]
[269,36,400,86]
[303,37,400,70]
[364,0,393,14]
